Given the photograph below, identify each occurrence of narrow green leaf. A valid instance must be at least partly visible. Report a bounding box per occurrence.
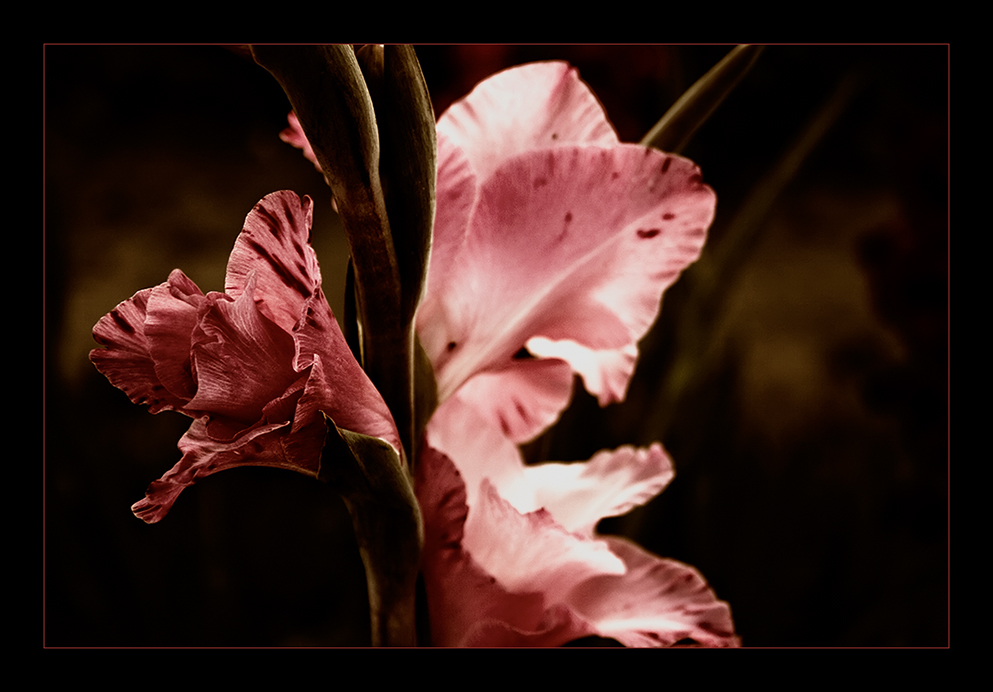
[320,413,423,647]
[638,69,860,450]
[379,44,437,326]
[343,258,363,367]
[412,334,438,462]
[355,44,439,465]
[641,45,765,154]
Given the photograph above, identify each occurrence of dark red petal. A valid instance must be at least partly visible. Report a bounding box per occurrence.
[144,269,203,402]
[224,191,320,335]
[185,274,298,424]
[131,415,300,524]
[90,284,192,415]
[291,287,402,453]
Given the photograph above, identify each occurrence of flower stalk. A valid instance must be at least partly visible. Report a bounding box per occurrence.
[251,44,433,646]
[356,44,439,462]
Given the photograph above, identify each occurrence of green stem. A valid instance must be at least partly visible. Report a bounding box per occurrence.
[252,45,427,647]
[252,45,411,462]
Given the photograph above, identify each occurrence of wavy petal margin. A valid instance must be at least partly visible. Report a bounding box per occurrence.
[416,441,737,647]
[419,142,713,409]
[93,191,400,523]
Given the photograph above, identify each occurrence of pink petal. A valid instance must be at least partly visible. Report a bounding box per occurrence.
[523,443,674,535]
[437,61,619,183]
[464,480,626,603]
[415,444,595,647]
[419,143,713,404]
[419,412,736,647]
[526,337,638,406]
[422,130,478,299]
[428,396,634,609]
[427,393,672,533]
[442,356,575,444]
[569,536,740,648]
[426,393,530,514]
[460,603,592,648]
[279,111,322,172]
[93,190,402,523]
[224,191,321,335]
[131,329,387,524]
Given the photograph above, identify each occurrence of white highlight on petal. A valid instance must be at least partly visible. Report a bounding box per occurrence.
[524,443,674,535]
[526,337,638,406]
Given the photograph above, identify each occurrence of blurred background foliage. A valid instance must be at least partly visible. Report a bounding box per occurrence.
[44,44,947,647]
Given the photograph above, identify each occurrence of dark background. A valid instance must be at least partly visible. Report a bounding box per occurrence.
[44,44,948,647]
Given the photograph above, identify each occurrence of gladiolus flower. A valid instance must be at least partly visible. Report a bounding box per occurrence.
[90,191,400,523]
[409,61,737,646]
[97,53,738,647]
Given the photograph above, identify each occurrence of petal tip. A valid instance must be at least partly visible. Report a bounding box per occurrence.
[130,497,166,524]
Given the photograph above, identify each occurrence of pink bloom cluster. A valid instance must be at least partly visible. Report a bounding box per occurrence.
[92,59,737,647]
[408,62,737,646]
